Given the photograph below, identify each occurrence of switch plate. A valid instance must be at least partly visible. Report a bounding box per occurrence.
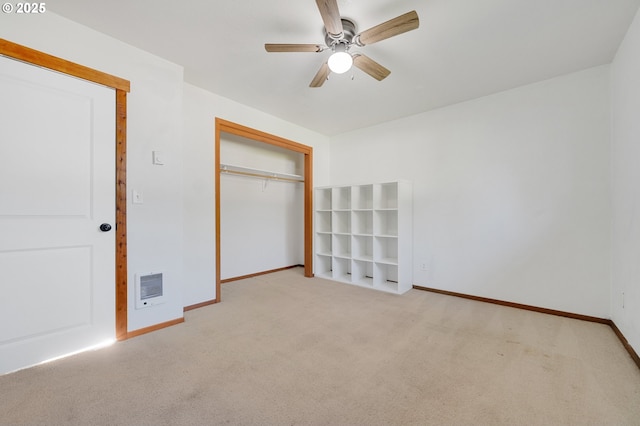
[133,190,143,204]
[152,151,164,165]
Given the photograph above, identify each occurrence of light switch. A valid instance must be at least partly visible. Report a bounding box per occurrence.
[133,190,143,204]
[152,151,164,165]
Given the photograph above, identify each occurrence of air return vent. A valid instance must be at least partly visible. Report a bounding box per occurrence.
[135,272,165,309]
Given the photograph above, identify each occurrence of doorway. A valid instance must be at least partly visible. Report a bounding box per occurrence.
[215,118,313,302]
[0,39,130,372]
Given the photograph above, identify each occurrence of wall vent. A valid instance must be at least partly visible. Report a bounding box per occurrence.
[135,272,165,309]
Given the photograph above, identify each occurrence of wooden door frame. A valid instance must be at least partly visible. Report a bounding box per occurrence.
[215,118,313,302]
[0,39,131,340]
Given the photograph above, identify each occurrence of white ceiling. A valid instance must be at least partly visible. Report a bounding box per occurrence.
[49,0,640,136]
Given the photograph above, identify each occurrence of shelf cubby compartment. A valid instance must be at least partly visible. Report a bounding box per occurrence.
[333,257,352,282]
[352,260,374,287]
[316,188,332,211]
[352,210,373,235]
[315,233,332,256]
[352,184,373,210]
[315,254,333,279]
[352,235,373,262]
[332,186,351,210]
[374,263,399,293]
[374,209,398,237]
[375,182,398,209]
[332,211,351,234]
[315,211,332,234]
[374,236,398,265]
[333,234,351,258]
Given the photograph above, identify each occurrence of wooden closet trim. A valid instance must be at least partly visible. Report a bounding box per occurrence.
[0,39,130,340]
[215,118,313,302]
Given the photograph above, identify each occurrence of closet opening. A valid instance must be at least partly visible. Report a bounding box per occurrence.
[215,119,313,302]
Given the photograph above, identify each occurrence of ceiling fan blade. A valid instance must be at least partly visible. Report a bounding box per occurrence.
[265,44,323,53]
[355,10,419,46]
[353,54,391,81]
[316,0,343,38]
[310,62,331,87]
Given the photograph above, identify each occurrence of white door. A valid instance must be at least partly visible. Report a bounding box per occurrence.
[0,55,116,375]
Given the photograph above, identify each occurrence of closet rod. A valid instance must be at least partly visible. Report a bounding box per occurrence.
[220,168,304,183]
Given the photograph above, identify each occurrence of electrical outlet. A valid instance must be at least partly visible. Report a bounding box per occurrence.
[420,262,428,271]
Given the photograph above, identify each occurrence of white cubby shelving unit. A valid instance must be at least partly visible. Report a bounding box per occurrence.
[313,181,412,294]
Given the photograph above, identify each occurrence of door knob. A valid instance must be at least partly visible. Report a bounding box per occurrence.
[100,223,112,232]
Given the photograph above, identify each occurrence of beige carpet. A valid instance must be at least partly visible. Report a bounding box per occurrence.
[1,267,639,425]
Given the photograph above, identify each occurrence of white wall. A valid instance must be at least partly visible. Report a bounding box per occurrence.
[611,8,640,355]
[182,83,330,306]
[220,136,304,279]
[330,66,611,318]
[1,13,185,331]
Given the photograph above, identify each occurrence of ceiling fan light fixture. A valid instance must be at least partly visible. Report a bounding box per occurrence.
[328,51,353,74]
[327,43,353,74]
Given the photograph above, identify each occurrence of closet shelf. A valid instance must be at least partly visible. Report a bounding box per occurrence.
[220,163,303,182]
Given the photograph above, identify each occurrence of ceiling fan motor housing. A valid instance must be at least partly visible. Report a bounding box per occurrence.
[324,18,357,47]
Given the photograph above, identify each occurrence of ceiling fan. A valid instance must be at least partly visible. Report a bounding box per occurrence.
[265,0,419,87]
